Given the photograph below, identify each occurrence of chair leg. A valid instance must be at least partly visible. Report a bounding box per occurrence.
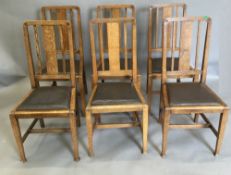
[94,114,101,124]
[147,76,153,113]
[214,109,229,155]
[10,115,27,162]
[159,95,163,123]
[161,110,170,157]
[39,119,45,128]
[194,113,200,123]
[69,113,79,161]
[86,111,94,156]
[142,105,149,153]
[78,77,86,115]
[83,69,88,94]
[146,72,149,94]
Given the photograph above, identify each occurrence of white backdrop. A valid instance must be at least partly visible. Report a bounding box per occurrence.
[0,0,228,94]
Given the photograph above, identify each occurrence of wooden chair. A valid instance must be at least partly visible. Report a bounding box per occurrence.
[41,6,87,114]
[147,3,187,113]
[9,20,79,162]
[86,17,148,156]
[95,4,142,85]
[160,16,229,156]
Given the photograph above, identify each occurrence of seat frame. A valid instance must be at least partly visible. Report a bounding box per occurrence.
[160,16,229,156]
[41,6,87,114]
[86,17,148,156]
[10,20,79,162]
[146,3,187,113]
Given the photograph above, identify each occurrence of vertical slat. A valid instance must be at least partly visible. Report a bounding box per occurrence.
[179,21,193,70]
[99,23,105,70]
[89,23,98,86]
[59,25,66,73]
[70,9,76,49]
[132,21,137,83]
[124,8,128,70]
[171,21,176,71]
[148,8,153,56]
[163,7,172,48]
[155,8,158,48]
[33,25,43,74]
[56,9,69,51]
[42,25,58,74]
[112,8,120,18]
[195,21,201,70]
[175,6,179,47]
[107,22,120,73]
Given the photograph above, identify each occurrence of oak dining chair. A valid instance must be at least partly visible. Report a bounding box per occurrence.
[147,3,187,113]
[95,4,142,86]
[10,20,79,162]
[86,17,148,156]
[160,16,229,156]
[41,6,87,114]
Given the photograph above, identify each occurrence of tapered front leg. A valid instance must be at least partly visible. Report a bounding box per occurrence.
[161,110,170,157]
[214,109,229,155]
[10,115,27,162]
[86,111,94,156]
[142,105,149,153]
[69,113,79,161]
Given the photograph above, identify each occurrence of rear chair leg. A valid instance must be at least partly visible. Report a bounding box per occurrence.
[79,78,86,115]
[10,115,27,162]
[39,119,45,128]
[214,109,229,155]
[194,113,200,123]
[147,76,153,114]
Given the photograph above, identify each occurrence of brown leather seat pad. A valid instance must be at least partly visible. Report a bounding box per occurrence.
[92,82,141,105]
[166,83,222,106]
[17,86,71,111]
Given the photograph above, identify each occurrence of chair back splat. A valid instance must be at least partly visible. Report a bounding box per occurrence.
[89,17,138,86]
[23,20,76,87]
[162,16,212,84]
[148,3,186,57]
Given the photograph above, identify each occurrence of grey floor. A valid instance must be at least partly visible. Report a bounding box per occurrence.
[1,77,231,175]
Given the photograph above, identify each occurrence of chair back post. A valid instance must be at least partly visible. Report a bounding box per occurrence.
[23,20,76,88]
[161,17,212,84]
[23,23,37,88]
[201,18,212,83]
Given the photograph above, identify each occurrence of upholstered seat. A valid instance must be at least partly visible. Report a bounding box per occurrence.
[166,83,222,107]
[17,86,71,111]
[92,82,141,105]
[151,58,179,73]
[42,60,80,74]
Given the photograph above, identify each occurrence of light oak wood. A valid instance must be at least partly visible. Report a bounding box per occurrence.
[160,16,229,156]
[87,17,148,156]
[41,6,87,114]
[147,3,187,113]
[10,20,79,162]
